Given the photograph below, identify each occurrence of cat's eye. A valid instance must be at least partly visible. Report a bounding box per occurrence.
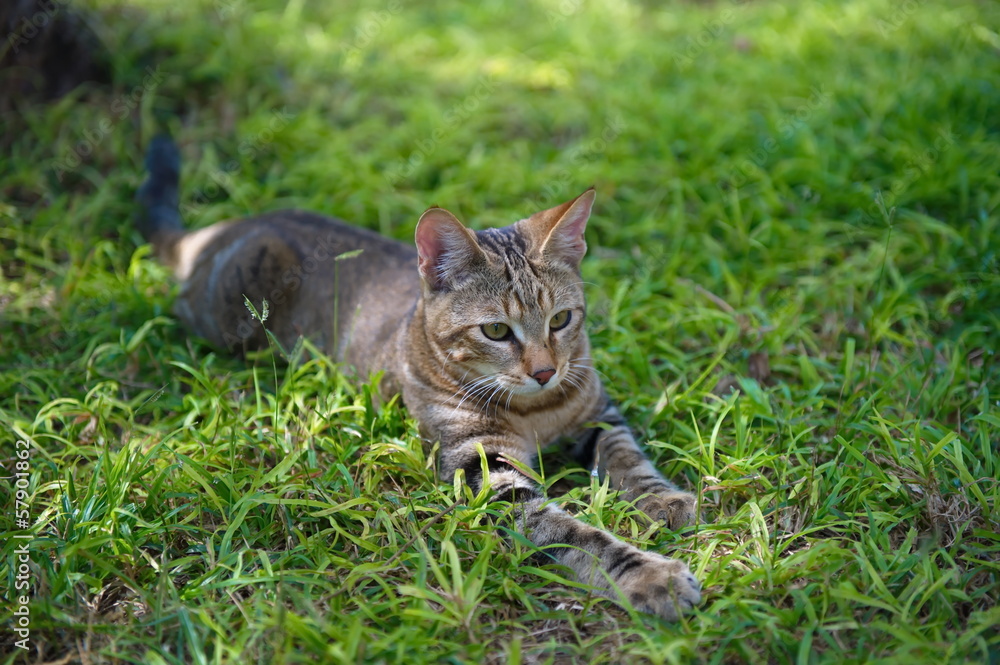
[482,322,511,341]
[549,310,572,331]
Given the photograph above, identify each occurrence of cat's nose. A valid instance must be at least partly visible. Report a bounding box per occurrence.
[532,368,556,386]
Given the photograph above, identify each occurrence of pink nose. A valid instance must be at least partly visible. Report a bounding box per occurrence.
[532,368,556,386]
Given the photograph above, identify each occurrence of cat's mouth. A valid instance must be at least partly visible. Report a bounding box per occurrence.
[452,367,563,412]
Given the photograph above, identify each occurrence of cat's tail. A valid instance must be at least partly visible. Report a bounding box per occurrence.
[135,134,185,251]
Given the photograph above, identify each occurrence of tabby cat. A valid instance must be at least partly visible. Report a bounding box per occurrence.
[136,136,701,620]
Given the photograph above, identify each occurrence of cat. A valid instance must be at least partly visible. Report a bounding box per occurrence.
[136,135,702,620]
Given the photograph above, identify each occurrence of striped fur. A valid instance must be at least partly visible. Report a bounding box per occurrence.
[137,137,701,620]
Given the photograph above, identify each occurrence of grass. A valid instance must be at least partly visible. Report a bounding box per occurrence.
[2,0,999,662]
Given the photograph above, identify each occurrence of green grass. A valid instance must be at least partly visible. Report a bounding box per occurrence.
[2,0,1000,662]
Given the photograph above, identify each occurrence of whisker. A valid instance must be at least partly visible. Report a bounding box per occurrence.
[491,386,502,420]
[562,366,597,395]
[485,382,506,418]
[449,369,479,402]
[456,366,473,385]
[470,381,500,411]
[551,281,594,304]
[567,356,611,383]
[455,374,499,411]
[560,366,581,386]
[554,280,595,296]
[503,386,515,414]
[458,373,493,392]
[567,363,604,382]
[473,377,503,411]
[561,372,585,393]
[455,375,494,404]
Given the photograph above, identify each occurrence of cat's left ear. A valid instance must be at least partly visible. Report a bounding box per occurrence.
[529,188,595,268]
[415,207,484,290]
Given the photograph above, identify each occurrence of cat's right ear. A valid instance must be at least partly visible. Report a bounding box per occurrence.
[530,188,595,268]
[415,208,483,290]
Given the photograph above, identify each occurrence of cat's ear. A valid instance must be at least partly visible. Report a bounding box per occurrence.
[415,207,484,289]
[528,188,595,268]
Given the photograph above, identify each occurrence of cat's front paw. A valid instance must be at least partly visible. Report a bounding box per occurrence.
[635,490,697,530]
[616,554,701,621]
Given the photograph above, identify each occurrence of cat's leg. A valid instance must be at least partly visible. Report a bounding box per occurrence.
[575,402,698,531]
[442,436,701,620]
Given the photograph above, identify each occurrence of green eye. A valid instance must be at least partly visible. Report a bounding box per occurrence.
[549,309,572,330]
[482,322,511,340]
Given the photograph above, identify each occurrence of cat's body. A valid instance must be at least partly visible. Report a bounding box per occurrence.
[153,209,420,395]
[137,136,701,620]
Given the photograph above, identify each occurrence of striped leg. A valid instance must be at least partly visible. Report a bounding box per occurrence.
[445,437,701,620]
[576,402,697,530]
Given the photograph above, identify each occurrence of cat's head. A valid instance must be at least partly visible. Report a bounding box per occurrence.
[414,189,595,401]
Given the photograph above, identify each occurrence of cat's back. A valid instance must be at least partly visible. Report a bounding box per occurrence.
[184,209,414,264]
[171,209,420,363]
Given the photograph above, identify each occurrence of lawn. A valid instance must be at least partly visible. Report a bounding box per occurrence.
[1,0,999,663]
